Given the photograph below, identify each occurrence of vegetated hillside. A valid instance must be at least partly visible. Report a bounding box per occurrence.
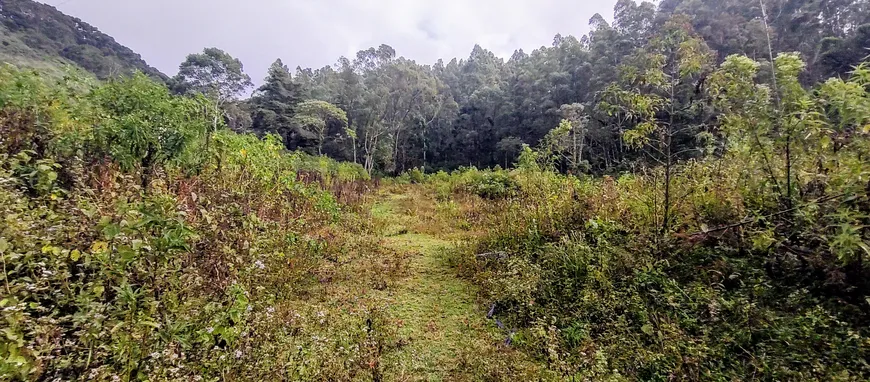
[0,0,166,81]
[0,22,74,77]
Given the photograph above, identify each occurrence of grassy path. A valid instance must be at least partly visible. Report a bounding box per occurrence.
[368,189,538,381]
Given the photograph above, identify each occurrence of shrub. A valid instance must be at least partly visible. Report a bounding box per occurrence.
[448,122,870,380]
[466,171,519,200]
[406,167,426,184]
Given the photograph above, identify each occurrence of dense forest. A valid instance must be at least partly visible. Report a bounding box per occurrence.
[207,0,870,174]
[2,0,870,381]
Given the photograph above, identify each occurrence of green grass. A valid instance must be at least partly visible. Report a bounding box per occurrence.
[369,190,545,381]
[371,193,413,237]
[0,25,79,78]
[382,234,494,380]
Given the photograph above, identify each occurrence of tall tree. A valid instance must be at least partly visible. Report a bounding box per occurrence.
[290,100,348,155]
[278,0,870,175]
[560,103,590,172]
[173,47,253,131]
[819,24,870,77]
[250,59,303,141]
[450,45,508,168]
[599,16,715,234]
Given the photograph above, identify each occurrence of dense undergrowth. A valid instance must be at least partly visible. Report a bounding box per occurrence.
[0,67,401,381]
[420,56,870,381]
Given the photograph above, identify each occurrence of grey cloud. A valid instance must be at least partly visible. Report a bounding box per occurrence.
[42,0,618,85]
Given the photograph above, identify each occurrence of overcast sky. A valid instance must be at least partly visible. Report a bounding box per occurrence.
[40,0,619,85]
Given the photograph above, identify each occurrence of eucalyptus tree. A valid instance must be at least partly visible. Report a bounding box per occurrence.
[392,61,456,173]
[450,45,508,167]
[290,100,348,156]
[173,48,253,137]
[352,45,400,173]
[335,45,458,174]
[417,75,458,172]
[559,103,590,172]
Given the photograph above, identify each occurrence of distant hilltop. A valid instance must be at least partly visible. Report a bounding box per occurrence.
[0,0,166,81]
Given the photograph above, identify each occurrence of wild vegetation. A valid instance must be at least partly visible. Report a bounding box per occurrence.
[0,67,392,380]
[2,0,870,381]
[447,58,870,380]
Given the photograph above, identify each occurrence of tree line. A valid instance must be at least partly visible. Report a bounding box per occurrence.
[168,0,870,175]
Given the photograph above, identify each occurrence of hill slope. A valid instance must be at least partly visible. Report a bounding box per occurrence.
[0,0,166,81]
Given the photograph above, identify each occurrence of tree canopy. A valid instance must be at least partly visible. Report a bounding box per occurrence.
[156,0,870,177]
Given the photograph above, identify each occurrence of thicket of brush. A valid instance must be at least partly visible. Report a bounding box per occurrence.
[0,67,400,381]
[437,55,870,380]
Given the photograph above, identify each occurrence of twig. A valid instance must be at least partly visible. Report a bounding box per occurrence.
[485,302,517,346]
[504,330,517,346]
[686,192,851,236]
[476,251,509,260]
[1,252,10,295]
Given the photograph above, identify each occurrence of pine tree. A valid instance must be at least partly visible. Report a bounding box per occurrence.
[251,59,303,140]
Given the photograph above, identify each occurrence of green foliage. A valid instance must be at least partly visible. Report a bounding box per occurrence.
[287,148,370,183]
[598,16,715,233]
[516,145,541,172]
[537,119,573,166]
[0,171,205,379]
[464,170,519,200]
[5,0,870,379]
[90,73,209,174]
[819,25,870,77]
[0,64,95,158]
[0,66,389,381]
[7,0,870,175]
[444,54,870,379]
[450,158,870,380]
[250,59,302,139]
[6,151,62,197]
[404,167,426,184]
[173,47,252,103]
[291,100,348,155]
[709,53,870,266]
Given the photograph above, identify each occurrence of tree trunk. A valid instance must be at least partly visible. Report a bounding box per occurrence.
[393,130,401,173]
[352,136,358,164]
[318,134,324,156]
[141,147,155,195]
[663,70,677,236]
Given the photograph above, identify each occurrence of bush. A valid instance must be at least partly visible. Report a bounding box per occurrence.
[466,170,519,200]
[449,152,870,380]
[406,167,426,184]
